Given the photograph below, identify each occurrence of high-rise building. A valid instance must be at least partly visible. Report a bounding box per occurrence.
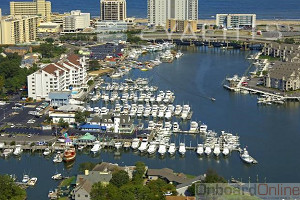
[10,0,51,22]
[63,10,90,32]
[216,14,256,28]
[100,0,127,21]
[147,0,198,26]
[0,15,38,44]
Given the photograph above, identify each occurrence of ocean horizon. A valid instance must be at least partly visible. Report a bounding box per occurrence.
[0,0,300,20]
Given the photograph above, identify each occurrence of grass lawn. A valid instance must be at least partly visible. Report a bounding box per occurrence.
[59,176,75,187]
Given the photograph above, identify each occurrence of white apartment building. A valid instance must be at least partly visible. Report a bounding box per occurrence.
[27,55,88,100]
[100,0,127,21]
[147,0,198,26]
[63,10,90,32]
[216,14,256,28]
[10,0,51,22]
[0,15,38,45]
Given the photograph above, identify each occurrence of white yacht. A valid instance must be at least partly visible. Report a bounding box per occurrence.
[199,124,208,133]
[43,148,51,156]
[100,107,109,115]
[222,144,230,156]
[165,110,172,120]
[174,105,182,115]
[138,139,149,153]
[178,143,186,156]
[131,138,140,150]
[2,149,13,158]
[204,145,212,156]
[91,141,101,154]
[196,144,204,156]
[158,142,167,156]
[158,110,165,118]
[213,144,221,157]
[240,148,255,164]
[164,122,172,131]
[173,122,180,132]
[28,177,38,186]
[147,121,156,130]
[13,145,23,156]
[189,121,199,132]
[114,142,123,150]
[147,142,158,155]
[168,143,176,156]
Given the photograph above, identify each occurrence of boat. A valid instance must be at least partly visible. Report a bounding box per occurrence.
[199,124,208,133]
[204,145,212,156]
[213,144,221,157]
[91,141,101,154]
[22,174,30,183]
[189,121,198,132]
[175,51,183,59]
[123,142,131,149]
[240,148,256,164]
[138,139,149,153]
[13,145,23,156]
[173,122,180,132]
[147,142,157,155]
[27,177,37,186]
[114,142,123,150]
[53,152,63,163]
[174,105,182,115]
[131,138,140,150]
[222,144,230,156]
[196,144,204,156]
[178,143,186,156]
[43,148,51,156]
[168,143,176,156]
[51,173,63,180]
[2,149,13,158]
[63,148,76,162]
[77,145,84,151]
[158,142,167,156]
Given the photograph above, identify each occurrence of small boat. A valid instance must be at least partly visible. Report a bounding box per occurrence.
[13,145,23,156]
[178,143,186,156]
[196,144,204,156]
[51,173,63,180]
[158,142,167,156]
[43,148,51,156]
[199,124,208,133]
[91,141,101,154]
[27,177,37,186]
[22,174,30,183]
[114,142,123,150]
[131,138,140,150]
[168,143,176,156]
[173,122,180,132]
[63,148,76,162]
[77,145,84,151]
[138,139,149,153]
[53,152,62,163]
[2,149,13,158]
[211,98,216,101]
[213,144,221,157]
[189,121,198,132]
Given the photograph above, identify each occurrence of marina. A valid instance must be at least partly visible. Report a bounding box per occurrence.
[0,47,300,199]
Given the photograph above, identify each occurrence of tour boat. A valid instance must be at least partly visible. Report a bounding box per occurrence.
[63,148,76,162]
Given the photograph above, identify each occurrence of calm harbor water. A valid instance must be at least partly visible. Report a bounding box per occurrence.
[0,0,300,19]
[1,47,300,199]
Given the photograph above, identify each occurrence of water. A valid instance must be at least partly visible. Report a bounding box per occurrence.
[0,0,300,19]
[1,47,300,199]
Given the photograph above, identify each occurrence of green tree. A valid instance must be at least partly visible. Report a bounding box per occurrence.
[110,170,130,188]
[58,118,69,129]
[132,161,146,184]
[78,162,97,173]
[45,38,54,44]
[204,169,226,183]
[90,183,120,200]
[87,80,94,86]
[0,175,26,200]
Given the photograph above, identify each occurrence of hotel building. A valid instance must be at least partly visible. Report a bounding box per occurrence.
[216,14,256,28]
[100,0,127,21]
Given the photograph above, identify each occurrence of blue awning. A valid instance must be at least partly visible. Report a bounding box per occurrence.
[79,124,101,129]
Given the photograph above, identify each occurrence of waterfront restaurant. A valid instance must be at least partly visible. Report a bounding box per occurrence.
[73,133,97,145]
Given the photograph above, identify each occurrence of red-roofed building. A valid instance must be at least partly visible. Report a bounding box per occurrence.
[27,55,88,100]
